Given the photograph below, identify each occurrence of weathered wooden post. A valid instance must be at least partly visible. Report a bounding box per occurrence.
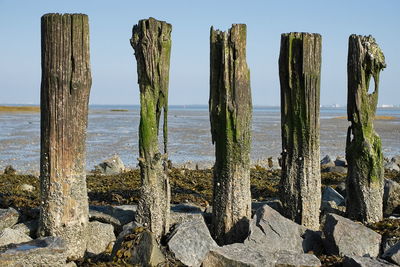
[279,32,322,230]
[209,24,252,245]
[39,13,91,257]
[130,18,171,241]
[346,35,386,223]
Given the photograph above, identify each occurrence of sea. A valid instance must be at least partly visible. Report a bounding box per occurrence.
[1,105,399,173]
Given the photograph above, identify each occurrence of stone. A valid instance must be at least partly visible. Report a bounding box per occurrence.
[0,228,32,247]
[112,227,165,266]
[323,213,381,257]
[245,204,304,253]
[0,236,67,266]
[334,156,347,167]
[202,243,321,267]
[343,255,396,267]
[383,241,400,265]
[382,236,400,253]
[11,220,38,238]
[391,156,400,166]
[321,201,346,217]
[86,221,116,255]
[385,161,400,172]
[336,182,346,198]
[19,184,35,192]
[383,179,400,216]
[167,219,218,266]
[252,199,283,214]
[322,186,345,206]
[321,155,335,168]
[4,165,16,175]
[94,155,125,175]
[170,203,205,225]
[117,221,142,239]
[325,166,347,174]
[0,208,19,232]
[89,205,136,232]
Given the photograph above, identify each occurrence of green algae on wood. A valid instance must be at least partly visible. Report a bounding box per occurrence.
[39,13,91,258]
[209,24,252,245]
[279,32,322,230]
[130,18,171,241]
[346,34,386,223]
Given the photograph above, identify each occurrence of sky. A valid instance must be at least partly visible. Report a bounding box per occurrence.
[0,0,399,106]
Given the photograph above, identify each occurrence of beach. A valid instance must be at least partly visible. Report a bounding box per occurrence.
[0,105,399,174]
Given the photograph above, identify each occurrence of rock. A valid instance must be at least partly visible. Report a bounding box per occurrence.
[245,204,304,253]
[391,156,400,166]
[0,228,32,247]
[170,203,205,226]
[382,236,400,253]
[66,262,77,267]
[383,179,400,216]
[0,208,19,231]
[4,165,16,175]
[252,199,283,214]
[302,229,324,254]
[86,221,116,255]
[323,213,381,257]
[112,227,165,266]
[321,155,335,168]
[167,219,218,266]
[19,184,35,192]
[383,241,400,265]
[94,155,125,175]
[336,182,346,198]
[89,205,136,232]
[0,236,67,266]
[117,221,142,239]
[322,186,345,206]
[325,166,347,174]
[385,161,400,172]
[11,220,38,238]
[321,201,346,216]
[343,255,396,267]
[335,156,347,167]
[202,243,321,267]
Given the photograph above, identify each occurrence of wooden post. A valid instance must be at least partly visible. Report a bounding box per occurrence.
[39,13,91,258]
[130,18,171,241]
[209,24,252,245]
[346,35,386,223]
[279,32,322,230]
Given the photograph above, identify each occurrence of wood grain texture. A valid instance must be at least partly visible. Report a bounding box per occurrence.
[130,17,171,241]
[210,24,252,245]
[39,13,91,257]
[279,32,322,230]
[346,34,386,223]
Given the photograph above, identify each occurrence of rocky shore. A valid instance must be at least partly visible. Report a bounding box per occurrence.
[0,155,399,266]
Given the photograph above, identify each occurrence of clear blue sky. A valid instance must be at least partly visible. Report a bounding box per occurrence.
[0,0,399,106]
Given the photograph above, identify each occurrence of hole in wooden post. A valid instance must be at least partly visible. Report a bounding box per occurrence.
[368,75,375,95]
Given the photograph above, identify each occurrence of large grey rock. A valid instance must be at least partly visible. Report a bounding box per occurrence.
[334,156,347,167]
[245,204,304,253]
[385,161,400,172]
[86,221,116,255]
[0,236,67,266]
[0,228,32,247]
[170,203,205,226]
[0,208,19,232]
[321,155,335,168]
[202,243,321,267]
[167,219,218,266]
[112,228,165,266]
[384,179,400,216]
[343,255,396,267]
[321,201,346,217]
[383,241,400,265]
[323,213,381,257]
[252,199,283,214]
[89,205,136,232]
[382,236,400,253]
[94,155,125,175]
[11,220,38,238]
[322,186,345,206]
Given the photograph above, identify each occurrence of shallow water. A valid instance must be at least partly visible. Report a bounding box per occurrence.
[0,105,399,173]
